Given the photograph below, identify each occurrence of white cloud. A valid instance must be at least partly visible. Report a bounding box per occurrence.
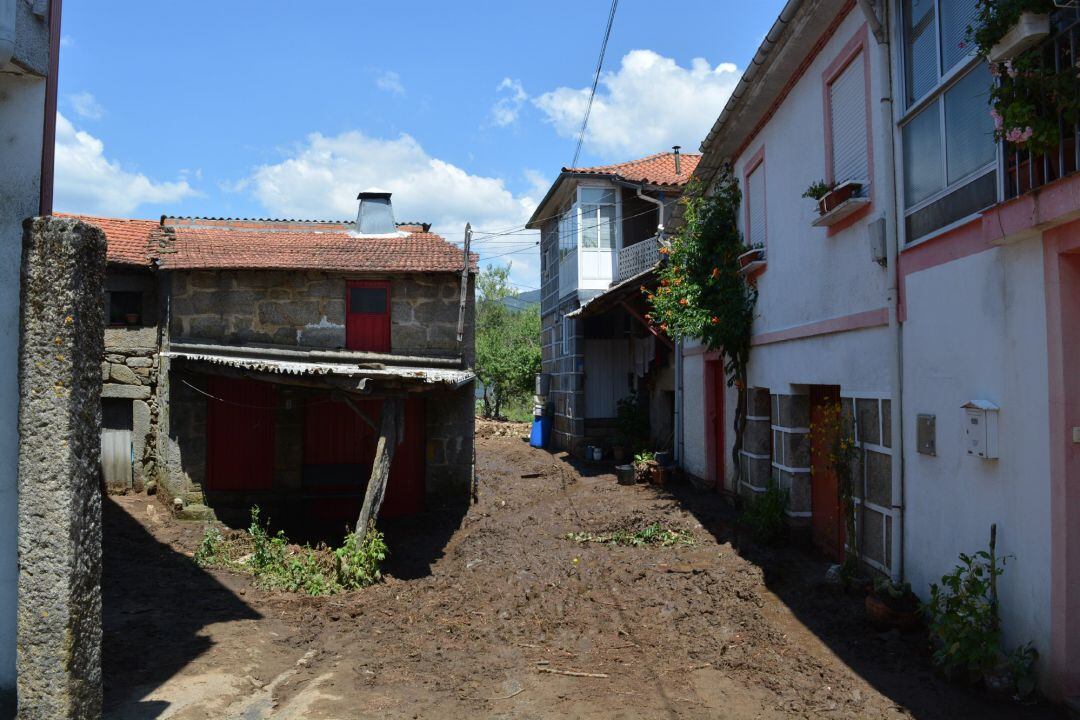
[59,35,74,48]
[490,78,527,127]
[375,70,405,96]
[53,113,197,215]
[534,50,742,158]
[68,91,104,120]
[242,130,542,290]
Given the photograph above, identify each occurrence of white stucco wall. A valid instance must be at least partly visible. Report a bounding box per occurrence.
[0,73,46,696]
[681,349,707,479]
[902,237,1052,668]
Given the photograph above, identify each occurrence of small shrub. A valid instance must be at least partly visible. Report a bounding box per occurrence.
[741,482,789,546]
[802,179,836,201]
[923,548,1005,679]
[334,528,388,590]
[193,525,226,568]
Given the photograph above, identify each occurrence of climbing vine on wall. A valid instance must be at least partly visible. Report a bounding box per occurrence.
[645,169,758,473]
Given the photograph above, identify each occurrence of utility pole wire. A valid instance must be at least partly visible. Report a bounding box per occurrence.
[571,0,618,169]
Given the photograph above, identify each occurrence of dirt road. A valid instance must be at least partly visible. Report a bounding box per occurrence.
[103,424,1064,719]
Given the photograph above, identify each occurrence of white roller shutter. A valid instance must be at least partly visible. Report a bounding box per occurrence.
[747,164,766,247]
[829,55,869,187]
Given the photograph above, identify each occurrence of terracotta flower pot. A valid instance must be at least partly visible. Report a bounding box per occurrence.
[865,593,920,632]
[818,182,862,215]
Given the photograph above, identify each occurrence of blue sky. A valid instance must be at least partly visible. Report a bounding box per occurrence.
[56,1,785,290]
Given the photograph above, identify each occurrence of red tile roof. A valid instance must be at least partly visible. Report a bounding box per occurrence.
[152,219,476,273]
[565,151,702,188]
[54,214,473,273]
[55,213,157,267]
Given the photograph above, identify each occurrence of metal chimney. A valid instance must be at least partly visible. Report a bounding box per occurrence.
[672,146,682,175]
[356,189,398,235]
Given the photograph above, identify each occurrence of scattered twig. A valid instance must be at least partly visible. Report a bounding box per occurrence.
[537,667,609,678]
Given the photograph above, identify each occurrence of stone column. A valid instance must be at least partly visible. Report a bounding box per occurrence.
[17,217,106,719]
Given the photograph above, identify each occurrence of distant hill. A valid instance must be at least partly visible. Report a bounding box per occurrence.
[502,289,540,311]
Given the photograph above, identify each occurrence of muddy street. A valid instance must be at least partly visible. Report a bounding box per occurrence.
[102,426,1064,719]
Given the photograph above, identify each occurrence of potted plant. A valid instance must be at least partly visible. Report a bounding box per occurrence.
[865,578,920,632]
[802,179,836,215]
[736,244,765,270]
[124,312,141,326]
[633,450,655,484]
[972,0,1053,63]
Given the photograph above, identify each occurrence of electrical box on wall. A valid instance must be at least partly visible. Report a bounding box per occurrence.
[962,400,999,459]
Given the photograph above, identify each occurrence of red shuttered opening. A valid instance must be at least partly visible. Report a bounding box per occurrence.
[205,376,277,491]
[302,396,425,528]
[346,280,391,353]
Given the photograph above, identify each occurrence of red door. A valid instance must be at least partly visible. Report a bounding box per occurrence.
[302,396,425,527]
[205,376,276,491]
[809,385,844,560]
[346,280,391,352]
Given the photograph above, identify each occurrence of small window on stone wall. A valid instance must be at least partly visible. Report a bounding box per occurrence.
[108,291,143,327]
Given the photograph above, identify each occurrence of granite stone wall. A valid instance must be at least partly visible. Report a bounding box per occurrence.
[168,270,475,362]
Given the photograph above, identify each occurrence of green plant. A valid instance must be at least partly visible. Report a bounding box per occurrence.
[475,264,542,420]
[1008,642,1039,701]
[809,401,860,570]
[873,578,919,614]
[616,396,649,453]
[633,449,655,465]
[647,171,757,480]
[194,525,227,568]
[967,1,1080,156]
[923,530,1007,680]
[334,528,388,589]
[802,179,836,201]
[740,482,789,546]
[565,522,694,548]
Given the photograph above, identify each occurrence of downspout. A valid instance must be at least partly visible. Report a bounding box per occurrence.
[40,0,62,216]
[0,0,14,68]
[859,0,905,583]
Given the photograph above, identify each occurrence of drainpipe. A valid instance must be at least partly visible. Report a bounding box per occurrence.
[0,0,15,68]
[859,0,905,583]
[636,184,666,239]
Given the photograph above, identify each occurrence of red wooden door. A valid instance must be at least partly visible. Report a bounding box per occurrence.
[346,280,391,352]
[205,376,276,491]
[809,385,844,560]
[302,396,425,527]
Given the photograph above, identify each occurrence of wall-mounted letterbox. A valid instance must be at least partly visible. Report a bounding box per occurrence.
[962,400,999,459]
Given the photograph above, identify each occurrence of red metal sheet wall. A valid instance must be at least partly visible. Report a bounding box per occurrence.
[346,280,391,352]
[205,376,277,491]
[302,396,425,525]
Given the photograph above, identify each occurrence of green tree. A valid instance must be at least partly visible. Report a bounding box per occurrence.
[475,264,541,419]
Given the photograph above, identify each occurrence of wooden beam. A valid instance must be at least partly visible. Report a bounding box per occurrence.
[354,399,401,534]
[619,301,674,349]
[337,392,378,432]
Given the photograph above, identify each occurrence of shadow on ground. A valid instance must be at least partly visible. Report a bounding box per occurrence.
[102,496,261,719]
[636,473,1067,720]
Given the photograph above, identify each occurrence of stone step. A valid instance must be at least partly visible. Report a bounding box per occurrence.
[177,504,216,522]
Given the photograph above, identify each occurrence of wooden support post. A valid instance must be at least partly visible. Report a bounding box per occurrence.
[456,223,472,343]
[355,399,402,534]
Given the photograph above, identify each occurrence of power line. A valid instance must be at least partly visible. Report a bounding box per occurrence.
[571,0,619,168]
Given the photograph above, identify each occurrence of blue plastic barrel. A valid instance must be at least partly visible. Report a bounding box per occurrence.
[530,415,551,448]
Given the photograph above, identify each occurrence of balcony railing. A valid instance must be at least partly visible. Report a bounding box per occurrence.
[1001,7,1080,201]
[616,238,660,282]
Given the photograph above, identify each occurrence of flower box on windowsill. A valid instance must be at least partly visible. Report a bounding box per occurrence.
[812,196,871,227]
[988,13,1050,63]
[737,247,766,276]
[815,181,862,215]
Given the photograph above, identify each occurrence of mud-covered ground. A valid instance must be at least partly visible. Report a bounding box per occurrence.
[103,423,1065,719]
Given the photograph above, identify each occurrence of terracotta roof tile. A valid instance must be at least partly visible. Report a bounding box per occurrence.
[55,213,156,267]
[565,151,701,187]
[153,222,477,274]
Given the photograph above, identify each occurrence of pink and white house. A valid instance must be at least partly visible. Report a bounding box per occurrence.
[676,0,1080,701]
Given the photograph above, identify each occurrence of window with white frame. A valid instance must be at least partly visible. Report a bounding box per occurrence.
[558,202,577,259]
[746,161,766,247]
[561,314,574,355]
[900,0,996,241]
[828,54,869,187]
[578,188,617,250]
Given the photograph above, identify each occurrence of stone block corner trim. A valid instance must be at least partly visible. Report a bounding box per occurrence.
[17,216,106,718]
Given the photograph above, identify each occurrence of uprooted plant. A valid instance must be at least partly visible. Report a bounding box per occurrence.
[193,506,388,596]
[566,522,695,548]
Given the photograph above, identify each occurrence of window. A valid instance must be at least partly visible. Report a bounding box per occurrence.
[746,160,766,247]
[562,314,574,356]
[348,286,387,314]
[828,52,869,187]
[107,291,142,326]
[578,188,616,250]
[900,0,995,241]
[558,202,577,259]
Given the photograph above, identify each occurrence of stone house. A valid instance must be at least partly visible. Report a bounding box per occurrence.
[71,192,477,534]
[527,151,699,458]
